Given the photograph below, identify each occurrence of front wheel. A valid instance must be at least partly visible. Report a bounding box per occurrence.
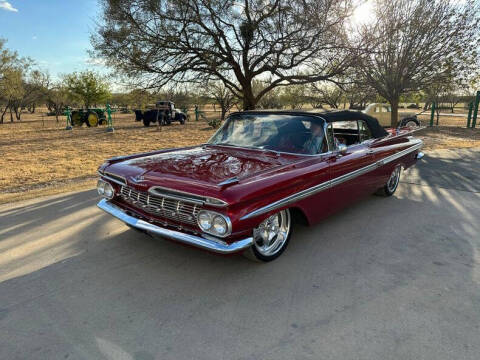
[376,165,401,196]
[244,209,292,262]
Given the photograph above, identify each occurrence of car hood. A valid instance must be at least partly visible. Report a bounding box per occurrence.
[105,145,305,192]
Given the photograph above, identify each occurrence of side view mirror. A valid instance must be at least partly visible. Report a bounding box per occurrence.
[337,143,348,156]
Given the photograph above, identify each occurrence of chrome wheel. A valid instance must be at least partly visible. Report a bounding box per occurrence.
[253,209,291,257]
[405,120,418,129]
[387,166,401,193]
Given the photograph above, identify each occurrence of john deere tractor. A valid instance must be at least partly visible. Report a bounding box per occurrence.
[70,109,107,127]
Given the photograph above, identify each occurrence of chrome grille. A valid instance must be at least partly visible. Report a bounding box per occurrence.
[120,186,199,225]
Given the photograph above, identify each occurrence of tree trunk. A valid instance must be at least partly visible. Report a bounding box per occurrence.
[242,83,256,110]
[0,106,7,124]
[221,108,226,121]
[15,107,21,120]
[390,99,399,127]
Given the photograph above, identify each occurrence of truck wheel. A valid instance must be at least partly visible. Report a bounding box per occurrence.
[143,118,151,127]
[71,111,83,127]
[243,209,292,262]
[86,112,99,127]
[376,165,401,197]
[180,115,186,125]
[134,110,143,121]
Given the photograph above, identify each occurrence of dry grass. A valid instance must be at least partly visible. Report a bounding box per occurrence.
[416,126,480,150]
[0,111,216,204]
[1,109,479,204]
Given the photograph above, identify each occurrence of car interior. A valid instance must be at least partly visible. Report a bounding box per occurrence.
[329,120,373,147]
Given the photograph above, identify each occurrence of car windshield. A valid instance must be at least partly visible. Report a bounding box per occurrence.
[208,113,328,155]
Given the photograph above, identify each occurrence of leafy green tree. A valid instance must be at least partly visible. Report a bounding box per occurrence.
[0,68,23,123]
[46,83,70,122]
[63,70,111,108]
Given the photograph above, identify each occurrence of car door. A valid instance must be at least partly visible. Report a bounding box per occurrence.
[373,105,391,127]
[325,119,377,213]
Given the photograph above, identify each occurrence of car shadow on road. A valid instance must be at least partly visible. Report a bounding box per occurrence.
[401,148,480,193]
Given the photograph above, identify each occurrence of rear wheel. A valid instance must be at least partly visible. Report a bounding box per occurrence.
[143,118,151,127]
[244,209,292,262]
[376,165,401,196]
[401,118,419,129]
[86,112,99,127]
[71,111,83,127]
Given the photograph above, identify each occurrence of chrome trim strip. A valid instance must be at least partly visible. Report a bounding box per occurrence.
[99,172,127,186]
[148,186,227,207]
[97,199,253,254]
[377,142,423,166]
[148,187,204,205]
[240,142,422,221]
[218,177,240,186]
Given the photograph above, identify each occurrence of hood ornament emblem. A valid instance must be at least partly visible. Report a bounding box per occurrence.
[130,175,146,184]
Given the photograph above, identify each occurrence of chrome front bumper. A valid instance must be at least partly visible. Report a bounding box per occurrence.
[97,199,253,254]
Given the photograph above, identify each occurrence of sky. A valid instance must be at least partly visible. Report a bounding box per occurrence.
[0,0,375,83]
[0,0,106,80]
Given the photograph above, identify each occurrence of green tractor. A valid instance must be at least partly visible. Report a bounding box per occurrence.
[70,109,107,127]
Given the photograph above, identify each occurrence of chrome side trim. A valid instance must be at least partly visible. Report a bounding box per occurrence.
[377,142,423,166]
[97,199,252,254]
[241,181,331,221]
[218,177,239,186]
[240,142,422,221]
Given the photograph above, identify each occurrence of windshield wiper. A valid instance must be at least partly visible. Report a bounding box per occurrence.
[206,142,238,148]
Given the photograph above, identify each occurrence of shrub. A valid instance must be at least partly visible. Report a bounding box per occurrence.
[208,118,222,129]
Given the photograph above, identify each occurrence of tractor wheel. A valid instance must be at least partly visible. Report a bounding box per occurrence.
[86,112,100,127]
[71,111,84,127]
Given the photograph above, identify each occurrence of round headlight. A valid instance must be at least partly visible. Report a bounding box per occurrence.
[103,182,114,199]
[97,180,105,196]
[212,215,227,235]
[198,211,213,230]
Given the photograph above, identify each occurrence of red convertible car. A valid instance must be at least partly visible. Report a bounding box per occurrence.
[97,111,423,262]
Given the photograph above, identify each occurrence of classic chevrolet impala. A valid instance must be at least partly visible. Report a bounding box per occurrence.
[97,110,423,262]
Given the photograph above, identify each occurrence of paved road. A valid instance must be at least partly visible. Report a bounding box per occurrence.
[1,148,480,360]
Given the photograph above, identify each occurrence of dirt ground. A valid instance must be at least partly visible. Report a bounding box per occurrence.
[0,110,479,204]
[0,111,217,204]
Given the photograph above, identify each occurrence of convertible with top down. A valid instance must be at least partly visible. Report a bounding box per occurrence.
[97,110,423,262]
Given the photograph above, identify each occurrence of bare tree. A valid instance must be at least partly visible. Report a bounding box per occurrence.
[92,0,355,110]
[355,0,480,126]
[309,83,344,109]
[205,82,238,120]
[46,83,70,122]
